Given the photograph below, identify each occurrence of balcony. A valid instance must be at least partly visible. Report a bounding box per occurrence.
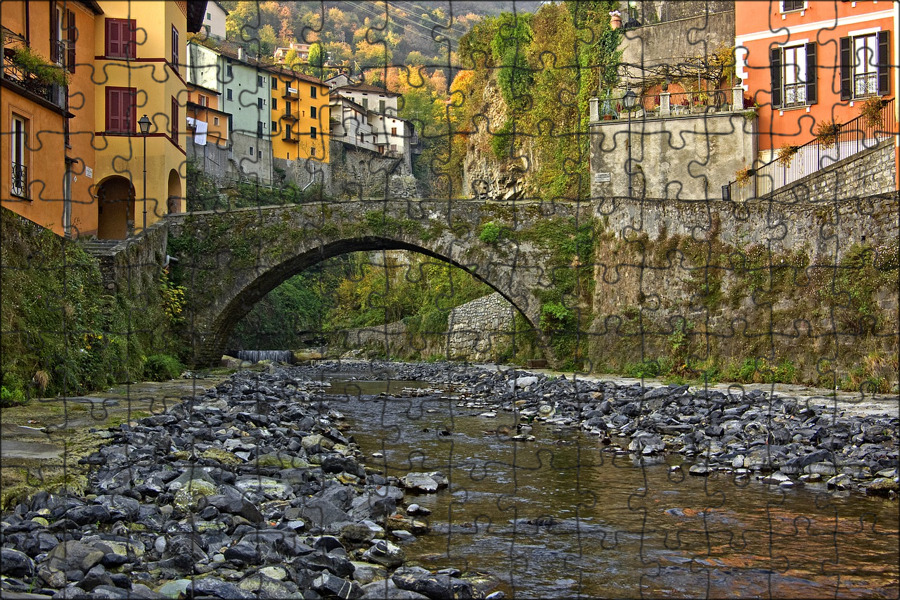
[589,88,745,123]
[10,162,27,198]
[281,111,298,122]
[2,45,67,108]
[282,86,298,99]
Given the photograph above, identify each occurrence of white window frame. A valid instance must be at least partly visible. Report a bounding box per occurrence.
[782,44,808,107]
[780,1,807,13]
[851,33,878,98]
[10,115,27,198]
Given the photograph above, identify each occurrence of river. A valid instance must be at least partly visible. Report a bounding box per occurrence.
[320,376,899,599]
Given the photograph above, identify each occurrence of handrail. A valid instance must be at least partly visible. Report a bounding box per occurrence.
[726,97,896,201]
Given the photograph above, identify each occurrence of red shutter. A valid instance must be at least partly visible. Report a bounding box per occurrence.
[171,97,178,140]
[51,7,60,63]
[106,19,119,57]
[126,89,135,132]
[107,88,120,131]
[124,20,136,59]
[66,10,76,73]
[172,26,179,71]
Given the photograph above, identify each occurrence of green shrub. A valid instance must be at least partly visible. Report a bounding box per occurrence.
[1,386,27,408]
[479,221,503,244]
[143,354,184,381]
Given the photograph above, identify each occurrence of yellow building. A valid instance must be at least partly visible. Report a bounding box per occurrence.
[2,1,205,240]
[266,66,330,164]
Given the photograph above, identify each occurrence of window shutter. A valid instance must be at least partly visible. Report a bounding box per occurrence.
[877,30,890,95]
[66,10,76,73]
[126,21,136,59]
[106,19,119,57]
[172,97,178,140]
[107,88,120,131]
[805,42,817,105]
[839,36,852,100]
[51,7,60,63]
[770,47,782,108]
[172,26,179,71]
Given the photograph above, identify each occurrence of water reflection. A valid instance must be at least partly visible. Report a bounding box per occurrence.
[324,380,899,599]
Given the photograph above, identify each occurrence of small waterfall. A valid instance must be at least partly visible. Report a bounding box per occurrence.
[234,350,294,364]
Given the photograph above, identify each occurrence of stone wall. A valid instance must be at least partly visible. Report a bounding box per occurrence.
[273,157,333,196]
[334,292,518,362]
[589,193,899,382]
[446,293,517,361]
[590,112,756,200]
[187,141,236,187]
[329,142,410,199]
[767,140,897,204]
[230,132,273,186]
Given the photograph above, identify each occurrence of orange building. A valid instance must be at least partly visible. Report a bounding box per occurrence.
[266,65,331,164]
[186,82,228,148]
[2,0,102,237]
[1,1,205,239]
[735,0,897,184]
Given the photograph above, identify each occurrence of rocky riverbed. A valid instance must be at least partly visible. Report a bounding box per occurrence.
[1,361,897,599]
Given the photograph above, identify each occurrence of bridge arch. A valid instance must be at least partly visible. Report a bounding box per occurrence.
[166,201,577,366]
[212,236,537,361]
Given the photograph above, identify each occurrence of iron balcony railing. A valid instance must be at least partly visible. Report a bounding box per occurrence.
[2,46,66,107]
[726,97,896,201]
[594,88,743,121]
[10,163,27,197]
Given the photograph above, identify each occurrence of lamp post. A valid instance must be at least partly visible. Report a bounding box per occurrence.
[623,89,637,198]
[138,114,151,234]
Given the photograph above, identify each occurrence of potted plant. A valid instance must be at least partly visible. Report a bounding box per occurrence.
[8,45,69,88]
[859,96,884,129]
[776,143,798,166]
[814,119,841,148]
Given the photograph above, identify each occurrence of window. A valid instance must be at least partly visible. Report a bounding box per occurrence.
[272,99,278,110]
[311,147,316,157]
[363,98,369,110]
[257,121,264,137]
[310,127,317,139]
[770,43,817,107]
[271,120,277,132]
[226,63,233,78]
[206,11,211,19]
[258,98,264,109]
[63,9,76,73]
[258,150,262,159]
[781,1,805,12]
[105,19,136,59]
[310,86,317,99]
[249,145,254,155]
[198,95,207,107]
[287,152,290,159]
[379,100,385,113]
[271,78,277,90]
[310,106,317,119]
[171,26,179,71]
[258,75,265,88]
[214,116,219,126]
[841,33,890,99]
[391,127,397,136]
[10,115,27,197]
[286,101,292,116]
[171,97,179,140]
[226,88,232,101]
[105,87,136,132]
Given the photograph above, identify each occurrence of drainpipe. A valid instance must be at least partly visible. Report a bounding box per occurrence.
[25,2,30,46]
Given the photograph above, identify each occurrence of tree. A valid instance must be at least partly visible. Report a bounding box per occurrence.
[309,43,324,77]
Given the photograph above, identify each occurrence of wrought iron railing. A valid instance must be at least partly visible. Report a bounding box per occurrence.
[10,163,27,197]
[726,98,896,201]
[594,88,744,121]
[2,46,66,106]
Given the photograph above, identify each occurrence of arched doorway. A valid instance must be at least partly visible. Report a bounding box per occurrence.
[96,176,135,240]
[167,169,182,215]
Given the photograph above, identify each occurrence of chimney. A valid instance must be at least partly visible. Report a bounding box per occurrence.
[238,47,245,61]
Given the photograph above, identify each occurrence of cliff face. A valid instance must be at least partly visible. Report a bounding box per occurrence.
[459,72,532,202]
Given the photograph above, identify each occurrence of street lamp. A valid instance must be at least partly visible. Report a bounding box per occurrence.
[623,89,637,198]
[138,114,151,234]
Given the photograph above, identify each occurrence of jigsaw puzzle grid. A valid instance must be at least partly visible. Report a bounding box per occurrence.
[1,1,898,599]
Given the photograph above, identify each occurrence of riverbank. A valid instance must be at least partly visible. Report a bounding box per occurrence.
[0,366,501,599]
[1,361,896,599]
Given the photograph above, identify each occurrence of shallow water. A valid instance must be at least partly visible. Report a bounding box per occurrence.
[324,379,900,599]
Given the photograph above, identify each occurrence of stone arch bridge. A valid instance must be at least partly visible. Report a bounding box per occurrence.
[166,199,590,365]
